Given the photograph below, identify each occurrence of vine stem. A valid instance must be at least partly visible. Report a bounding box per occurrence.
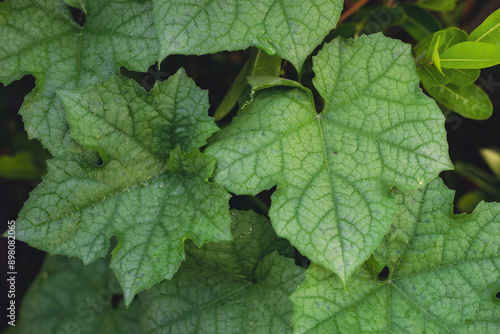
[338,0,371,24]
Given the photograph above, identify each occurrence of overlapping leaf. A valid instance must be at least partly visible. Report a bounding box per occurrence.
[206,33,452,285]
[291,178,500,333]
[10,255,139,334]
[139,210,305,333]
[0,0,158,156]
[153,0,343,70]
[15,69,232,305]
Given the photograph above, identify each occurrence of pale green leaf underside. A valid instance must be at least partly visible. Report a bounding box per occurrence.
[291,178,500,333]
[139,210,305,334]
[0,0,158,156]
[206,33,452,284]
[11,255,139,334]
[15,70,231,305]
[153,0,343,71]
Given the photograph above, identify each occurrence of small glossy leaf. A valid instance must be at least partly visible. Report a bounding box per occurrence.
[291,178,500,333]
[11,255,139,334]
[207,33,452,285]
[470,8,500,45]
[440,41,500,69]
[416,64,453,86]
[448,68,481,86]
[417,0,457,12]
[0,152,41,179]
[152,0,343,71]
[0,0,158,157]
[139,210,304,334]
[423,81,493,120]
[15,70,232,305]
[401,5,441,41]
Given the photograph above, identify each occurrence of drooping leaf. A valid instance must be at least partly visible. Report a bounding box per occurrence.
[440,41,500,69]
[14,69,232,305]
[206,33,452,285]
[0,0,158,157]
[470,8,500,45]
[291,178,500,333]
[152,0,343,71]
[11,255,140,334]
[423,81,493,120]
[139,210,304,334]
[416,28,473,86]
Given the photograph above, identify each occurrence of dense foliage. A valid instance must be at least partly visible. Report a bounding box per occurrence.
[1,0,499,333]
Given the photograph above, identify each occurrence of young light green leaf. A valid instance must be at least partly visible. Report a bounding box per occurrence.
[152,0,343,71]
[430,35,443,73]
[440,41,500,69]
[139,210,304,334]
[0,0,158,157]
[417,0,457,12]
[470,8,500,45]
[206,33,452,286]
[291,178,500,333]
[14,70,232,306]
[423,81,493,120]
[11,255,139,334]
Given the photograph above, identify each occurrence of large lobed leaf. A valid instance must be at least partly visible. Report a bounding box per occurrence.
[13,211,304,334]
[15,69,232,305]
[0,0,158,156]
[0,0,343,159]
[139,210,305,333]
[206,33,452,285]
[9,255,139,334]
[291,178,500,333]
[153,0,343,71]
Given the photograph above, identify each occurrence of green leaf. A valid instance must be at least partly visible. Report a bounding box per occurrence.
[206,33,452,285]
[470,8,500,45]
[430,34,443,73]
[152,0,343,71]
[214,48,282,121]
[417,0,457,12]
[14,69,232,305]
[139,210,304,333]
[423,81,493,120]
[11,255,139,334]
[440,41,500,69]
[0,0,158,157]
[0,152,41,179]
[448,68,480,86]
[416,28,475,86]
[401,5,441,41]
[291,178,500,333]
[416,65,452,86]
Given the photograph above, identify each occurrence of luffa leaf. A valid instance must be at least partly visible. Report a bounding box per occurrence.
[15,69,232,305]
[152,0,343,71]
[206,33,452,285]
[291,178,500,333]
[0,0,157,156]
[139,210,305,334]
[11,255,139,334]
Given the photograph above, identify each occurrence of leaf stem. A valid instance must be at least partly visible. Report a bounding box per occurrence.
[338,0,371,24]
